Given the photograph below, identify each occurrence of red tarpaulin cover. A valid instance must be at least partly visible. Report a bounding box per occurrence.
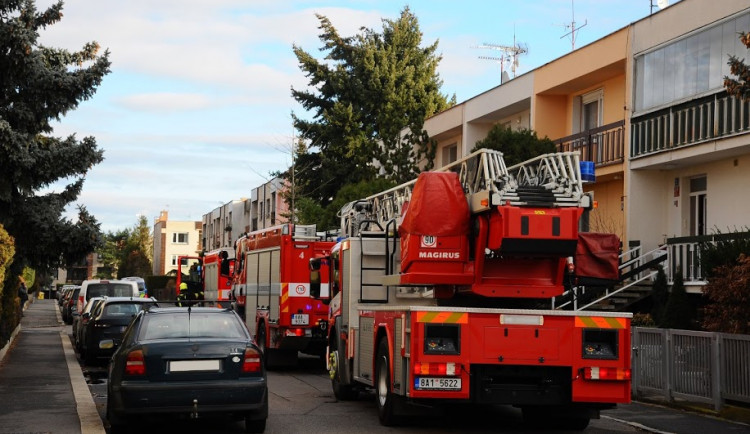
[575,232,620,281]
[399,172,470,236]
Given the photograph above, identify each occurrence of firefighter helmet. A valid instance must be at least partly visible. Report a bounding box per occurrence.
[179,282,188,291]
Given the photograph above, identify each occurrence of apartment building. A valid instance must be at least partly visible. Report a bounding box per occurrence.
[627,0,750,285]
[420,0,749,288]
[202,199,247,251]
[152,210,202,276]
[200,176,291,253]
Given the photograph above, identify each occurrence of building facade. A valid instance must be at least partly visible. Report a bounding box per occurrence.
[420,0,750,288]
[200,176,291,253]
[152,210,202,276]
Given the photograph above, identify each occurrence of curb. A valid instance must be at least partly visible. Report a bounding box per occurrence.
[56,298,107,434]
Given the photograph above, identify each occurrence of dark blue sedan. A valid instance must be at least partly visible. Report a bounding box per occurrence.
[106,307,267,433]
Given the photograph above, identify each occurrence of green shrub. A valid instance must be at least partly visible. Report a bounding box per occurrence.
[699,228,750,279]
[0,224,17,348]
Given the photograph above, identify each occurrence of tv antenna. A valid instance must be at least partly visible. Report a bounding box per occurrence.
[560,0,587,51]
[650,0,669,14]
[475,33,528,84]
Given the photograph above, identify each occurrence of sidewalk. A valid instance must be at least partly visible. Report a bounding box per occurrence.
[0,298,105,434]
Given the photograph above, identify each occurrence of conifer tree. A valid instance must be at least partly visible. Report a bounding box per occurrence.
[0,0,111,279]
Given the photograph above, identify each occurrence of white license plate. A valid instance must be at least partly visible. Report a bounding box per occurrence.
[415,377,461,390]
[170,359,221,372]
[291,314,309,325]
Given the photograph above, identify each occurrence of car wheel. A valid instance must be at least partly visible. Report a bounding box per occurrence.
[244,416,266,433]
[375,339,400,426]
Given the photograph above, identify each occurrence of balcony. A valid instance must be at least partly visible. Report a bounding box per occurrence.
[553,120,625,167]
[664,231,750,288]
[631,92,750,159]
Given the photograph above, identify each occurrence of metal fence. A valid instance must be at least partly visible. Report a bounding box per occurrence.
[632,327,750,410]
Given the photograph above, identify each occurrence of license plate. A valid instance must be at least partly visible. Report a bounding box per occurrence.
[415,377,461,390]
[170,360,221,372]
[291,314,309,325]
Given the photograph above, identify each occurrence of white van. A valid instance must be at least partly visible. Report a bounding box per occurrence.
[122,276,148,297]
[77,279,139,314]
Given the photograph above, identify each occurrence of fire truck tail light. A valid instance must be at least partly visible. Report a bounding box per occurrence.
[413,362,459,376]
[582,367,630,381]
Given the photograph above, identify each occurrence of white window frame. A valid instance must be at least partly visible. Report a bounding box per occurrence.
[172,232,189,244]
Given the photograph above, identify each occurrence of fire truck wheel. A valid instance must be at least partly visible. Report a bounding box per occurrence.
[330,347,358,401]
[376,339,400,426]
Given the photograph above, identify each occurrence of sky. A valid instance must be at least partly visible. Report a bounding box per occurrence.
[34,0,677,233]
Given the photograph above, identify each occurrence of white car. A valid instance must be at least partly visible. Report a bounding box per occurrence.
[77,280,139,314]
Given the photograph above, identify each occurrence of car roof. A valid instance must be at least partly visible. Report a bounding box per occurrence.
[145,307,234,314]
[100,296,157,304]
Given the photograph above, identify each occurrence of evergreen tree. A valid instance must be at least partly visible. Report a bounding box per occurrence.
[661,271,694,329]
[650,266,669,325]
[290,7,453,212]
[471,126,556,167]
[0,0,111,280]
[724,31,750,101]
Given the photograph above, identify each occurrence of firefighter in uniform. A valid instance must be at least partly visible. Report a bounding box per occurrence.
[177,281,204,306]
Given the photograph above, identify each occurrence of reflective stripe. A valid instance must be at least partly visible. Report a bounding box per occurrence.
[416,311,468,324]
[575,316,626,329]
[280,283,289,313]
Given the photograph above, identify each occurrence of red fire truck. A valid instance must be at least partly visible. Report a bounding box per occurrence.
[175,255,202,301]
[202,247,235,308]
[309,149,629,429]
[232,224,335,366]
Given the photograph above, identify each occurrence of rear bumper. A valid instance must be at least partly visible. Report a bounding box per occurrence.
[110,379,267,418]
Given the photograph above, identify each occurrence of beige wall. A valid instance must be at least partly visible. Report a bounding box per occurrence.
[586,178,625,240]
[631,0,750,55]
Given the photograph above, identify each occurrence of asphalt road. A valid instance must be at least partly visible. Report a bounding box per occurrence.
[81,349,643,434]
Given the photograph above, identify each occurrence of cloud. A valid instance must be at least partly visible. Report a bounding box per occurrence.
[115,93,213,112]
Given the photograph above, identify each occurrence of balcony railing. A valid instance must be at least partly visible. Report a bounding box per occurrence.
[631,92,750,159]
[553,120,625,167]
[664,231,750,285]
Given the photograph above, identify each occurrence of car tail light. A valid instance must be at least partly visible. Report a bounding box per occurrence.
[125,350,146,376]
[242,347,262,373]
[582,367,630,381]
[413,361,459,376]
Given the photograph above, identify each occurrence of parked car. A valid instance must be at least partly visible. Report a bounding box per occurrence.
[79,297,158,365]
[107,307,267,433]
[73,297,106,352]
[122,276,148,297]
[62,287,81,325]
[77,279,139,314]
[59,285,77,309]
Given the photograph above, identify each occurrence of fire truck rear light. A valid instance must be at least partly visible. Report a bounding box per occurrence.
[582,367,630,381]
[413,362,459,376]
[500,314,543,326]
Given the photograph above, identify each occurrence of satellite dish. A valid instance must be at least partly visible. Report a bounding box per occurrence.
[657,0,669,9]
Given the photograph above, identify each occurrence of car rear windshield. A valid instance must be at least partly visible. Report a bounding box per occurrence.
[102,302,153,318]
[140,313,246,340]
[87,283,134,300]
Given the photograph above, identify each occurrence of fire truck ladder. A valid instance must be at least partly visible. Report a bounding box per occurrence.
[339,148,590,238]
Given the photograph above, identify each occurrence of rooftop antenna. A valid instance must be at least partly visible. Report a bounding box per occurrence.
[650,0,669,14]
[560,0,587,51]
[475,29,528,84]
